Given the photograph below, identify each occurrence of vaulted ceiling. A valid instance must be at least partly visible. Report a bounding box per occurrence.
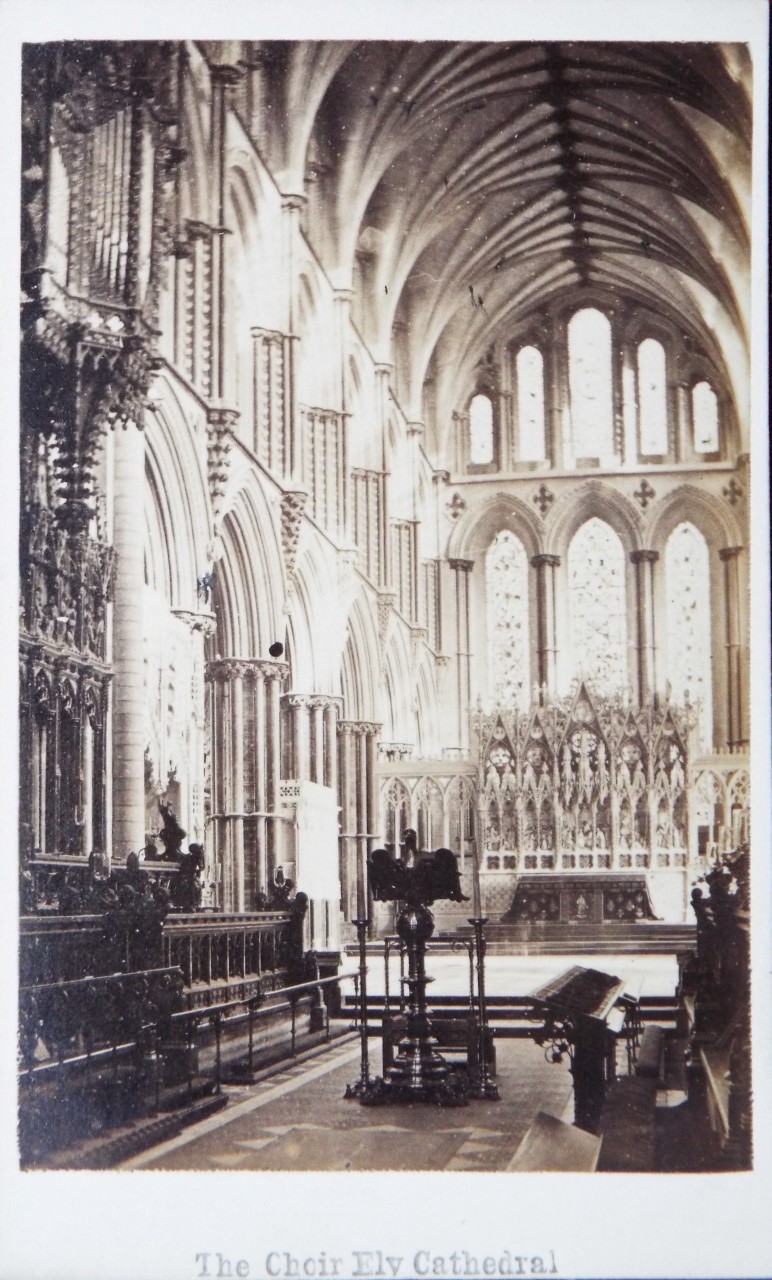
[236,40,752,435]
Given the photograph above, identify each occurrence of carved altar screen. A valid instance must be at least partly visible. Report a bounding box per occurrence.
[567,518,627,697]
[476,683,690,874]
[664,522,713,750]
[486,530,530,709]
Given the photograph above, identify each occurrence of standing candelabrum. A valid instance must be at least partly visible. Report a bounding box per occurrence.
[467,913,500,1100]
[344,914,372,1098]
[346,829,495,1106]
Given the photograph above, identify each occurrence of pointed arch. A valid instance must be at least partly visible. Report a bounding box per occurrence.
[546,481,643,558]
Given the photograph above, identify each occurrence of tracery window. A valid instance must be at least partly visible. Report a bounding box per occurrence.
[486,531,530,709]
[416,778,443,850]
[692,380,719,453]
[469,393,494,464]
[665,522,713,749]
[384,777,410,849]
[637,338,668,455]
[567,308,614,462]
[447,776,476,858]
[516,345,546,461]
[567,518,627,696]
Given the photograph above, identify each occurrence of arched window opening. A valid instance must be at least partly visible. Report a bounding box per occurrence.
[637,338,668,455]
[486,530,530,709]
[384,778,410,850]
[665,522,713,749]
[568,308,614,462]
[692,381,719,453]
[469,393,494,465]
[447,776,476,863]
[416,778,443,850]
[567,517,627,696]
[516,345,546,461]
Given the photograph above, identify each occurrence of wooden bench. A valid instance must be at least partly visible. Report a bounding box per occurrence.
[635,1024,666,1080]
[507,1111,602,1172]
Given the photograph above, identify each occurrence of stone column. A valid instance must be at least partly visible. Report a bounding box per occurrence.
[620,340,637,464]
[338,721,358,921]
[374,363,393,585]
[281,192,306,479]
[449,558,474,751]
[631,550,659,704]
[111,423,146,861]
[264,662,286,883]
[356,726,369,919]
[254,665,268,893]
[720,546,745,749]
[324,700,339,792]
[230,662,246,912]
[531,553,560,696]
[675,381,693,463]
[310,697,326,785]
[547,315,567,469]
[287,694,311,781]
[210,64,241,403]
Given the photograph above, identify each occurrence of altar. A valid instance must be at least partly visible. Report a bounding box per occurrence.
[503,874,660,925]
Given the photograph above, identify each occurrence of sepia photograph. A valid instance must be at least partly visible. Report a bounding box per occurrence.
[2,1,770,1278]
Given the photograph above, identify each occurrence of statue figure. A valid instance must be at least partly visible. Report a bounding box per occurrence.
[158,800,186,860]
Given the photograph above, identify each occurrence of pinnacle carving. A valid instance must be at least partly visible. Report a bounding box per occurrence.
[206,407,238,514]
[280,490,308,580]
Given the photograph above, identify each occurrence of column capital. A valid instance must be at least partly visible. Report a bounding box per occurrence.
[280,190,307,214]
[449,557,474,573]
[210,63,244,89]
[630,549,660,565]
[719,545,744,562]
[531,553,561,569]
[432,469,451,485]
[284,692,311,710]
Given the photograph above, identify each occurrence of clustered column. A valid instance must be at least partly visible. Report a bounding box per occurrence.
[449,559,473,751]
[111,422,146,863]
[338,721,380,924]
[531,553,560,696]
[631,549,659,703]
[720,546,746,749]
[206,657,288,912]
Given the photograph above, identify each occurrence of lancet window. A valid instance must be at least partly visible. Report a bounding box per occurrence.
[664,522,713,749]
[568,307,614,462]
[384,777,410,849]
[416,778,444,850]
[637,337,668,455]
[692,380,719,453]
[516,345,546,461]
[486,530,530,710]
[469,393,494,464]
[567,518,627,696]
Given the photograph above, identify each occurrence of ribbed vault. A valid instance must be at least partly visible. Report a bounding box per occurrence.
[232,39,751,452]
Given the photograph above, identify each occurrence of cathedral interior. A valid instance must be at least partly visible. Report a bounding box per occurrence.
[17,38,753,1177]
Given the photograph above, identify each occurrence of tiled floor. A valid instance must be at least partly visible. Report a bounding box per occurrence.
[123,1037,574,1172]
[120,953,676,1174]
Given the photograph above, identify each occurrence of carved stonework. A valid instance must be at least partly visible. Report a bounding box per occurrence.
[206,407,239,515]
[280,490,308,580]
[377,591,397,655]
[20,505,114,663]
[21,42,183,522]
